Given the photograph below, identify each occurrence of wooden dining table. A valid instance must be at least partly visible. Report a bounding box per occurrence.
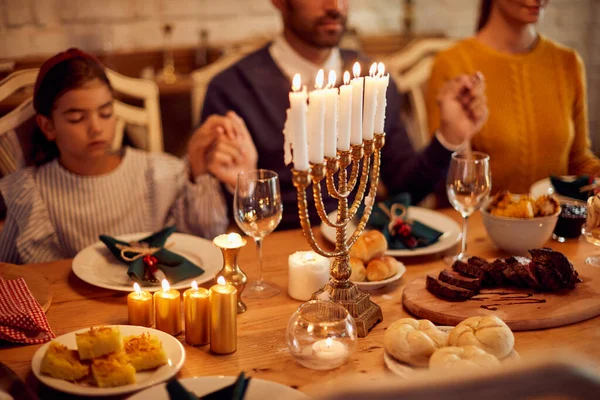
[1,209,600,399]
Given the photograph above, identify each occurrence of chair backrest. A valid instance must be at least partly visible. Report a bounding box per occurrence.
[384,38,454,150]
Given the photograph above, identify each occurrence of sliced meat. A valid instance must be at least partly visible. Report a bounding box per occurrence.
[485,259,509,285]
[533,263,565,291]
[438,269,482,291]
[529,248,580,289]
[502,257,528,287]
[426,275,477,300]
[468,256,495,285]
[452,260,486,280]
[511,257,542,289]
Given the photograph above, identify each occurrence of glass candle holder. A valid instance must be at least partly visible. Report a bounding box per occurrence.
[286,300,357,370]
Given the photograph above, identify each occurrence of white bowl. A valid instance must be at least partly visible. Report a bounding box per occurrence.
[481,200,560,255]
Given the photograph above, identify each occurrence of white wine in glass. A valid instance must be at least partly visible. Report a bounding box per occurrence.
[445,151,491,264]
[234,169,282,298]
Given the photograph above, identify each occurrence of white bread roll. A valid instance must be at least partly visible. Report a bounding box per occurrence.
[384,318,448,367]
[429,345,500,371]
[366,256,399,281]
[448,316,514,359]
[349,230,387,262]
[349,258,366,282]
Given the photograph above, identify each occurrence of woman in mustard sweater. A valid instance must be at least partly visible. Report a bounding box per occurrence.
[426,0,600,194]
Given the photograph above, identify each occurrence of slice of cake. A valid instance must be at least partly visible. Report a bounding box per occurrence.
[91,352,136,388]
[40,341,89,381]
[75,326,123,360]
[123,333,168,371]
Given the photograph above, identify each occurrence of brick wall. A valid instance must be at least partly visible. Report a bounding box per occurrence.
[1,0,597,150]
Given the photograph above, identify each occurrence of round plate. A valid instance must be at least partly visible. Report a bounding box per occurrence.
[530,176,596,202]
[320,208,461,257]
[72,232,223,292]
[127,376,310,400]
[32,325,185,396]
[352,262,406,290]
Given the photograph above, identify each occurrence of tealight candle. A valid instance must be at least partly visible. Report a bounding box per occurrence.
[183,281,210,346]
[210,276,237,354]
[312,338,349,369]
[127,282,153,327]
[288,251,330,301]
[154,279,181,335]
[213,232,245,249]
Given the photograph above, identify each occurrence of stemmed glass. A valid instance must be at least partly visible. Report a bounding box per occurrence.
[234,170,283,298]
[583,195,600,266]
[445,151,491,264]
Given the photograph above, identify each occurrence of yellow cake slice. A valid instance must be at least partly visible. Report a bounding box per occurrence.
[123,333,168,371]
[75,326,123,360]
[91,352,136,388]
[40,341,89,381]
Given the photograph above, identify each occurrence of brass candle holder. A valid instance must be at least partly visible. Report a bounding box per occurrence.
[292,133,386,337]
[213,234,248,314]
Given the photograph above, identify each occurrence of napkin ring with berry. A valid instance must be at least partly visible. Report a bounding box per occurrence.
[379,203,419,248]
[116,242,167,283]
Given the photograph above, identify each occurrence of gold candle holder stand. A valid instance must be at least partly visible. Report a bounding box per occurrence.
[292,133,386,337]
[214,238,248,314]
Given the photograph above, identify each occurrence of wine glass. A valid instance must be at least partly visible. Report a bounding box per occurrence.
[582,195,600,265]
[234,170,283,298]
[445,151,491,264]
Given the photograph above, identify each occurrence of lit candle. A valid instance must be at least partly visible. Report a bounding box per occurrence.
[338,71,353,151]
[362,62,379,141]
[127,282,153,327]
[183,281,210,346]
[154,279,181,335]
[307,69,326,164]
[210,276,237,354]
[323,70,338,158]
[213,232,245,249]
[312,338,349,368]
[350,62,364,145]
[288,251,330,301]
[287,73,309,171]
[373,62,389,134]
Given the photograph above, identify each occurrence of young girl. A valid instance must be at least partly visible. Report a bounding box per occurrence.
[0,48,229,264]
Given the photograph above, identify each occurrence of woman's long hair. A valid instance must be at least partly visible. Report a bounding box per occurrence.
[32,54,112,165]
[477,0,493,31]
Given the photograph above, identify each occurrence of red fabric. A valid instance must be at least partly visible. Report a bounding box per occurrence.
[0,277,55,344]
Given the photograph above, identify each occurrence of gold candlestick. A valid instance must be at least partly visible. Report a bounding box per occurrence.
[210,276,237,354]
[213,233,248,314]
[183,281,210,346]
[127,283,153,327]
[154,279,181,335]
[292,133,386,337]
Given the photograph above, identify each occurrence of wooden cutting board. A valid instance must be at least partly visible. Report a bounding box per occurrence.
[402,262,600,331]
[0,263,52,313]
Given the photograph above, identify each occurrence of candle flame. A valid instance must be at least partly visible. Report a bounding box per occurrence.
[369,62,377,77]
[292,73,301,92]
[377,62,385,77]
[343,71,350,85]
[326,337,333,347]
[133,282,142,294]
[191,281,198,290]
[327,70,336,88]
[227,232,240,243]
[352,62,361,78]
[315,69,324,89]
[161,279,170,292]
[217,276,226,285]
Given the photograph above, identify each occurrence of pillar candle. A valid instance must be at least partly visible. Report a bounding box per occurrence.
[350,62,364,145]
[154,279,181,335]
[288,251,330,301]
[184,281,210,346]
[210,276,237,354]
[288,74,309,171]
[127,282,153,327]
[307,69,325,164]
[374,62,390,134]
[362,62,379,141]
[338,71,353,151]
[323,70,339,158]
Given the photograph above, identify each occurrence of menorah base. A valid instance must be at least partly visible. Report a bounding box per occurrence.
[312,281,383,337]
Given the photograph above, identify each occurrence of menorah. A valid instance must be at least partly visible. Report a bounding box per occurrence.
[292,132,385,337]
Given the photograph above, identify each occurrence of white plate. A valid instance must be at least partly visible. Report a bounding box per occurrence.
[530,176,595,202]
[32,325,185,397]
[72,232,223,292]
[352,262,407,290]
[127,376,310,400]
[320,208,461,257]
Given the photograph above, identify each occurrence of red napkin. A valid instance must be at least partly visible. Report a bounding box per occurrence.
[0,277,55,344]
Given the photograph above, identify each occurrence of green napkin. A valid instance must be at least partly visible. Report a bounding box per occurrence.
[550,175,594,201]
[358,194,443,250]
[166,372,251,400]
[99,226,204,285]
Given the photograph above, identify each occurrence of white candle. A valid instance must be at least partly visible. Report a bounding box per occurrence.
[350,62,364,145]
[374,62,389,134]
[213,232,245,249]
[308,70,326,164]
[338,71,353,151]
[323,70,338,158]
[362,62,378,141]
[288,74,309,171]
[288,251,330,301]
[312,338,349,368]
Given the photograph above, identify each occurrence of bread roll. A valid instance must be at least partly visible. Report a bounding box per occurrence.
[429,345,500,371]
[349,258,366,282]
[366,256,399,281]
[448,316,514,359]
[349,230,387,262]
[384,318,448,367]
